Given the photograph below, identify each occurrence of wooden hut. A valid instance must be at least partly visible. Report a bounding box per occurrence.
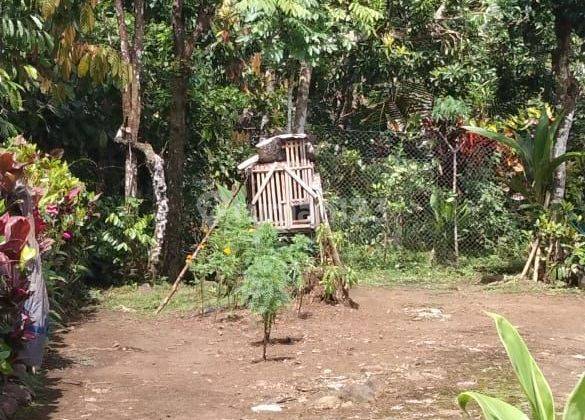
[238,133,322,232]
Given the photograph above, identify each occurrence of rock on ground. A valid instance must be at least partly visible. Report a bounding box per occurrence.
[312,395,341,410]
[339,383,375,403]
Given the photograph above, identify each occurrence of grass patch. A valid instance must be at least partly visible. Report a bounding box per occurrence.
[345,248,528,289]
[354,255,511,288]
[97,283,209,315]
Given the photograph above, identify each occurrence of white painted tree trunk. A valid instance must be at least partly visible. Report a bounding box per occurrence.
[552,109,575,202]
[148,154,169,277]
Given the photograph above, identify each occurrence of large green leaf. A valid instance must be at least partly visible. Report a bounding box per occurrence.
[563,374,585,420]
[458,391,529,420]
[488,313,555,420]
[548,152,585,175]
[463,126,523,156]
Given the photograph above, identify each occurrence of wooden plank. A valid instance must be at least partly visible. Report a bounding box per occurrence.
[283,166,318,199]
[276,170,286,226]
[285,143,291,166]
[265,168,274,222]
[251,165,276,205]
[293,143,300,199]
[300,141,306,165]
[250,172,257,220]
[285,169,293,229]
[269,170,279,225]
[274,170,283,227]
[257,172,264,222]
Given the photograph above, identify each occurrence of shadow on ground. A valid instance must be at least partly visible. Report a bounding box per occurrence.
[14,307,97,420]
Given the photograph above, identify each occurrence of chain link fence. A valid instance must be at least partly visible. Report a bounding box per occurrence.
[312,127,524,266]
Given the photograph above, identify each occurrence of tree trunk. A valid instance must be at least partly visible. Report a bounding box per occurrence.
[115,0,143,199]
[293,62,312,134]
[452,148,459,262]
[163,70,188,280]
[260,69,274,131]
[144,149,168,277]
[124,150,138,197]
[286,79,294,133]
[114,0,168,277]
[162,0,215,279]
[551,13,578,203]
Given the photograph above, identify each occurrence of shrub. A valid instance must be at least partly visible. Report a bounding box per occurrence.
[6,139,95,313]
[0,146,79,372]
[190,186,254,305]
[240,252,290,360]
[88,197,155,284]
[190,187,315,358]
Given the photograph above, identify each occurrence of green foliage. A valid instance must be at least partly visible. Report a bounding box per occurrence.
[281,234,315,290]
[240,251,290,360]
[190,186,254,300]
[190,187,314,360]
[235,0,382,65]
[190,186,314,312]
[91,198,155,283]
[458,313,585,420]
[0,2,53,136]
[431,96,470,122]
[0,338,12,375]
[0,0,122,136]
[3,139,95,321]
[465,111,585,206]
[458,392,529,420]
[429,188,470,262]
[320,264,358,299]
[537,202,585,284]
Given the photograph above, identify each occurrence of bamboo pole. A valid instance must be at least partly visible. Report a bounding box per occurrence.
[155,182,244,315]
[521,237,540,278]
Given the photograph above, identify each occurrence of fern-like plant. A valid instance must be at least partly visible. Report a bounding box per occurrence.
[240,253,290,361]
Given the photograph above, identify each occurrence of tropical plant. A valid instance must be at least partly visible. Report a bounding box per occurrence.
[371,149,433,260]
[465,110,584,281]
[458,313,585,420]
[429,188,470,263]
[537,202,585,286]
[90,198,155,284]
[464,111,583,207]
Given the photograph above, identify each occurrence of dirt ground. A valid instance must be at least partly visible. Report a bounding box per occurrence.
[20,286,585,419]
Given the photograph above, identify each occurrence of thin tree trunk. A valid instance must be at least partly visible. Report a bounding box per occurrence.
[551,13,579,203]
[145,151,168,276]
[293,62,312,134]
[114,0,168,277]
[260,69,274,131]
[162,0,215,280]
[115,0,143,199]
[286,79,294,133]
[452,148,459,262]
[124,149,138,197]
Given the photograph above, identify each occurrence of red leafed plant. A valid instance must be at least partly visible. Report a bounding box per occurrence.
[0,151,42,370]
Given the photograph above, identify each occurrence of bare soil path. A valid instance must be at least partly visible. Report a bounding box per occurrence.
[19,286,585,419]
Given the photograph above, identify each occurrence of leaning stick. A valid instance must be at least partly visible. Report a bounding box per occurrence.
[521,236,540,278]
[155,183,244,315]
